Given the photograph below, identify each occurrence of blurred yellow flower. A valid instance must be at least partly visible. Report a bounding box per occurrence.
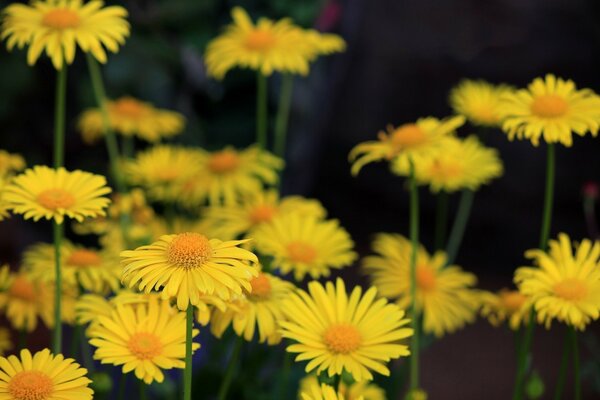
[299,374,385,400]
[0,149,25,178]
[0,327,11,356]
[1,0,129,70]
[300,382,349,400]
[479,288,532,330]
[450,80,511,127]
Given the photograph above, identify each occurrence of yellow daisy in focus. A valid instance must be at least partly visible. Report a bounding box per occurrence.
[78,96,186,144]
[300,383,349,400]
[514,233,600,330]
[89,298,199,384]
[0,328,11,356]
[363,234,479,337]
[392,135,503,192]
[210,271,295,344]
[449,79,511,127]
[479,288,532,330]
[2,166,111,224]
[24,241,120,294]
[121,232,258,310]
[280,278,413,382]
[349,115,465,176]
[499,74,600,146]
[0,348,93,400]
[299,374,385,400]
[253,213,357,281]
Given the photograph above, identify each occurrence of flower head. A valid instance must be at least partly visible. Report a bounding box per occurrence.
[300,383,348,400]
[0,328,11,356]
[514,233,600,330]
[0,149,25,178]
[450,79,512,127]
[299,374,385,400]
[479,288,532,330]
[1,0,130,70]
[280,278,413,382]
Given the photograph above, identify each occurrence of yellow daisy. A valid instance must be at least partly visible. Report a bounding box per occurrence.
[1,0,129,70]
[300,382,349,400]
[349,115,465,176]
[179,146,283,206]
[121,232,258,310]
[0,348,93,400]
[0,149,25,178]
[198,189,326,240]
[23,241,120,294]
[299,374,385,400]
[514,233,600,330]
[2,165,111,224]
[210,271,295,344]
[449,79,512,127]
[280,278,413,382]
[499,74,600,146]
[392,135,503,192]
[89,297,199,384]
[253,213,357,281]
[78,96,186,144]
[0,266,50,332]
[303,30,346,59]
[479,288,532,330]
[0,328,11,356]
[0,178,12,221]
[363,233,480,337]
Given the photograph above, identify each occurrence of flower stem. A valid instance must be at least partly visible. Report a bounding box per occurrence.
[54,66,67,168]
[571,327,581,400]
[183,305,194,400]
[434,191,448,251]
[117,373,126,400]
[52,221,64,353]
[256,72,268,150]
[553,327,571,400]
[18,329,27,350]
[274,74,294,159]
[122,135,135,159]
[445,189,474,265]
[408,158,420,391]
[139,380,147,400]
[513,143,555,400]
[218,336,243,400]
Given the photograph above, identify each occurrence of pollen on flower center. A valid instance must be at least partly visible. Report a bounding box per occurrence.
[245,29,276,51]
[390,123,427,149]
[42,8,81,29]
[286,241,317,263]
[208,150,240,174]
[66,249,102,268]
[249,205,276,224]
[167,232,212,269]
[248,273,271,299]
[8,370,53,400]
[530,94,568,118]
[416,265,437,291]
[9,277,36,302]
[553,279,588,301]
[323,324,362,354]
[111,98,147,118]
[37,189,75,210]
[127,332,163,360]
[500,290,526,312]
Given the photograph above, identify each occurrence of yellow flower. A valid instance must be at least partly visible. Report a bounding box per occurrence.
[0,149,25,178]
[78,96,186,144]
[449,80,512,127]
[0,348,93,400]
[0,266,49,332]
[303,30,346,59]
[2,166,111,224]
[349,116,465,176]
[121,232,258,310]
[363,234,479,337]
[299,374,385,400]
[253,213,357,281]
[24,241,120,294]
[514,233,600,330]
[89,297,198,384]
[479,288,532,330]
[392,135,503,192]
[280,278,413,382]
[499,74,600,146]
[198,189,326,240]
[0,328,11,356]
[210,271,295,344]
[1,0,129,70]
[300,382,350,400]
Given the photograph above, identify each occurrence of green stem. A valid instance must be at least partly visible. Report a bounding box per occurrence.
[122,135,135,159]
[513,143,555,400]
[54,66,67,168]
[256,72,268,149]
[117,373,126,400]
[139,380,147,400]
[445,190,474,265]
[183,305,194,400]
[408,158,420,390]
[571,327,580,400]
[18,329,27,350]
[274,74,294,159]
[52,221,64,353]
[277,351,292,399]
[553,328,571,400]
[218,336,243,400]
[434,191,448,251]
[70,325,81,359]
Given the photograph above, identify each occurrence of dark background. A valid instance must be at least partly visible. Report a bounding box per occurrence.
[2,0,600,398]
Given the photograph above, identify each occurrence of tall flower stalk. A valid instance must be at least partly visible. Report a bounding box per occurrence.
[408,158,420,390]
[274,74,294,159]
[257,72,268,149]
[184,305,194,400]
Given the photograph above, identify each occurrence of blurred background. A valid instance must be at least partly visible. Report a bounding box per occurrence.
[2,0,600,398]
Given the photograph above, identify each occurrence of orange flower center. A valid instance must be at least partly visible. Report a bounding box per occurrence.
[286,241,317,264]
[37,189,75,210]
[416,265,437,292]
[155,168,180,182]
[248,273,272,299]
[8,370,53,400]
[245,29,276,51]
[42,8,81,29]
[9,277,36,302]
[323,324,362,354]
[248,205,276,225]
[127,332,163,360]
[66,249,102,268]
[390,123,427,149]
[530,94,568,118]
[111,98,148,118]
[428,159,462,180]
[499,290,526,312]
[553,279,587,301]
[167,232,212,269]
[208,150,240,174]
